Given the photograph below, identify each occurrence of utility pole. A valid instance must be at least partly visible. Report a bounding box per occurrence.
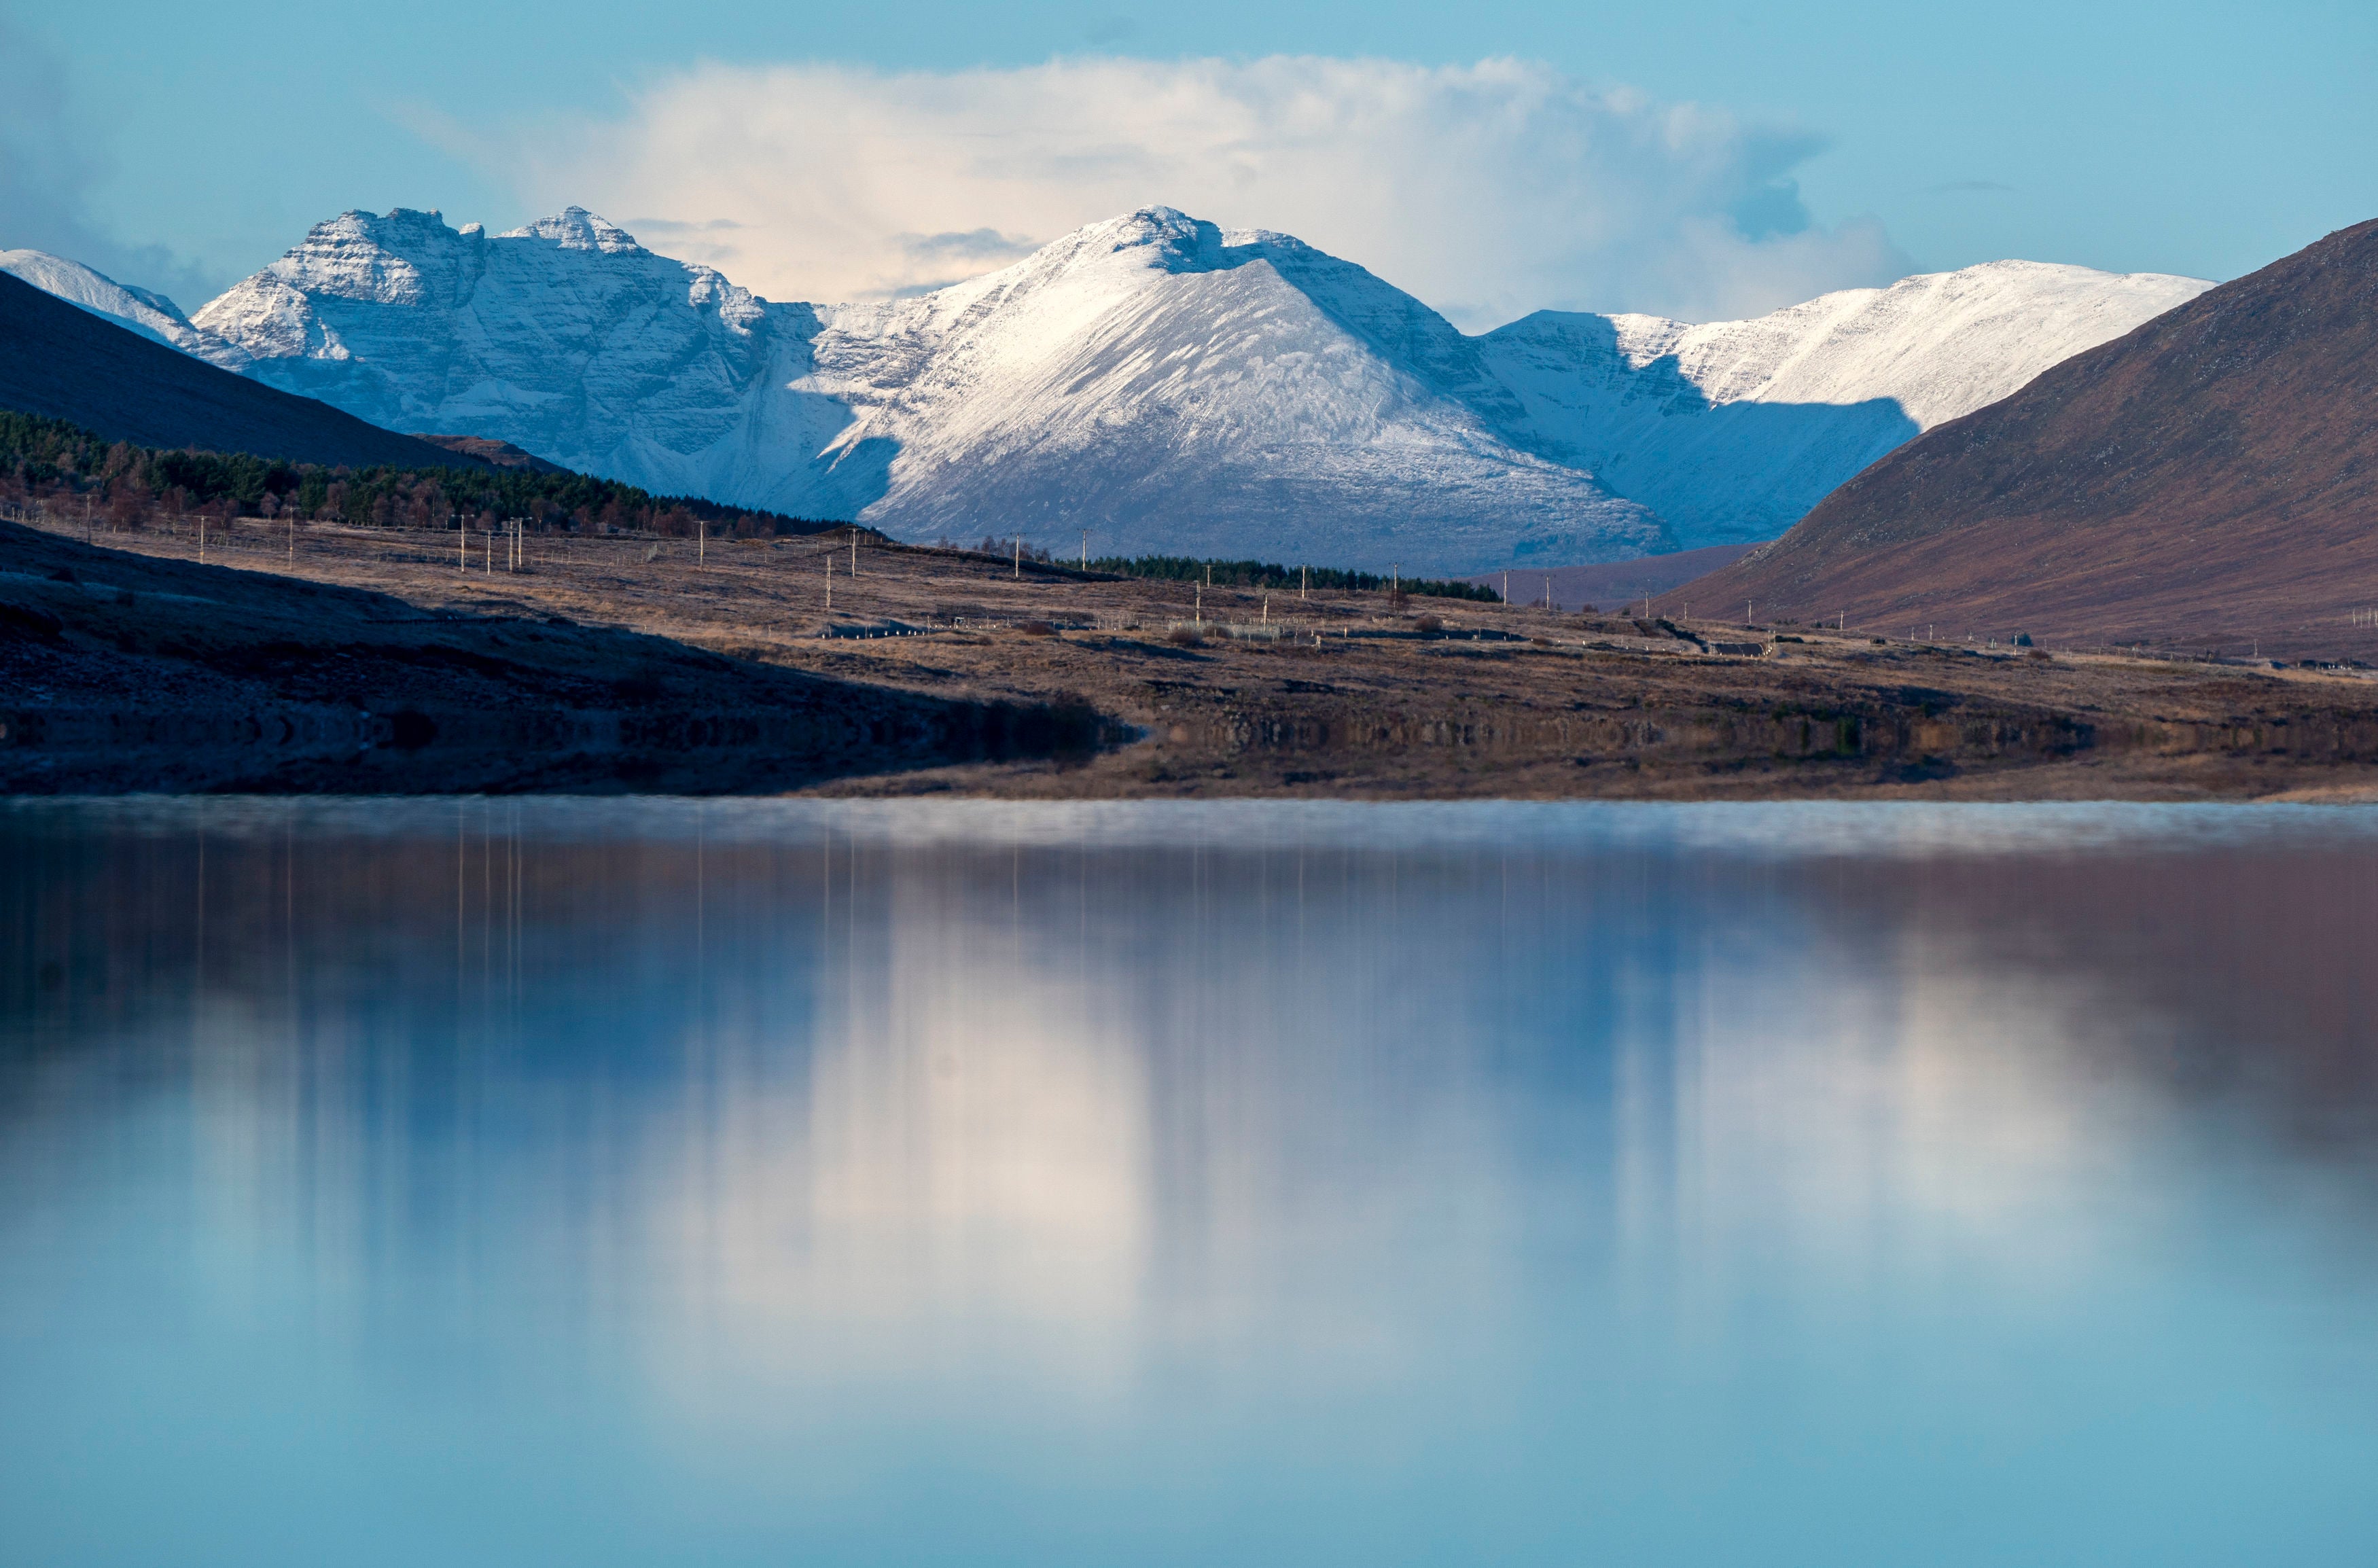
[1301,565,1308,601]
[825,554,832,612]
[851,527,859,578]
[198,513,205,563]
[1081,529,1088,571]
[698,519,705,567]
[1194,582,1202,628]
[1012,537,1020,579]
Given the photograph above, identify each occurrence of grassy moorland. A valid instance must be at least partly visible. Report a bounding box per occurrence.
[10,499,2378,799]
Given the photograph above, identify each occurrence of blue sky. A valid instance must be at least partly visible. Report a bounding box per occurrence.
[6,0,2373,324]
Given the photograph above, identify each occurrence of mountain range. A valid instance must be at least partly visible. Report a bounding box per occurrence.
[5,209,2208,574]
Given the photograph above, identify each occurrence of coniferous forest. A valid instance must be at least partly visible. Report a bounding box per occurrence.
[0,410,845,538]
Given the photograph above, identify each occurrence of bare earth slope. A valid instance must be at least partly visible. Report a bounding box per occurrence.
[0,273,489,471]
[1682,219,2378,658]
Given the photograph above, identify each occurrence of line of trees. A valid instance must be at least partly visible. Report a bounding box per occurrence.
[1088,554,1502,603]
[0,411,845,539]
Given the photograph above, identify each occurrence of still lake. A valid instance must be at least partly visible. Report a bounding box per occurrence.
[4,798,2377,1565]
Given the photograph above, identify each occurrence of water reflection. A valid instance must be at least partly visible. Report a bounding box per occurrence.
[3,800,2376,1566]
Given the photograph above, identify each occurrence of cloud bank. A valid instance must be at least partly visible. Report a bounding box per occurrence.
[503,56,1911,330]
[0,18,215,305]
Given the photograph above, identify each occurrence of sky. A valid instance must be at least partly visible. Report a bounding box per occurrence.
[3,0,2373,330]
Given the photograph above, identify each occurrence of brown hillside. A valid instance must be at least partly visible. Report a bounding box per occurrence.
[0,272,489,471]
[409,433,567,472]
[1675,219,2378,657]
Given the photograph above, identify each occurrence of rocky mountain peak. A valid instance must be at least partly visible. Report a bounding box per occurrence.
[501,208,645,255]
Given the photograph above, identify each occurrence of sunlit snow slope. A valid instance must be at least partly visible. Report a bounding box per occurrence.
[173,204,2210,573]
[794,211,1662,570]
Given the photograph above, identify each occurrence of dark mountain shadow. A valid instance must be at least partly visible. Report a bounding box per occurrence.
[1476,310,1921,544]
[1595,395,1920,544]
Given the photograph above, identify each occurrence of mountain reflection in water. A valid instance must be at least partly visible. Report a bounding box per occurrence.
[3,800,2376,1567]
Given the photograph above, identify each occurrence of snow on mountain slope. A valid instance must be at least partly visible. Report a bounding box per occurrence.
[185,204,2210,572]
[0,250,250,369]
[188,207,885,514]
[794,210,1659,570]
[193,206,1663,573]
[1478,261,2212,545]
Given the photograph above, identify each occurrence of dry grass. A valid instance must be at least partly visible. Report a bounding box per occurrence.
[16,508,2378,800]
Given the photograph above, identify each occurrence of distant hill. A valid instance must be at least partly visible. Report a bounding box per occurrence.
[408,433,567,472]
[1678,220,2378,655]
[0,270,488,471]
[1464,544,1759,612]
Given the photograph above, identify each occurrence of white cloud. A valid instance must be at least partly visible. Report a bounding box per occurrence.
[498,55,1911,331]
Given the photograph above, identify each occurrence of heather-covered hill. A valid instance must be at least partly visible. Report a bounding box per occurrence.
[1681,219,2378,656]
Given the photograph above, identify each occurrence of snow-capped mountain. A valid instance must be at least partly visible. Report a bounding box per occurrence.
[1478,261,2212,544]
[191,207,1662,571]
[787,212,1663,569]
[0,250,249,369]
[37,205,2214,574]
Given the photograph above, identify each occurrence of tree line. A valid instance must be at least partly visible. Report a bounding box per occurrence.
[1088,554,1502,603]
[0,410,845,539]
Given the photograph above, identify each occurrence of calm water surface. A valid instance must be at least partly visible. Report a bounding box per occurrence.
[5,799,2378,1565]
